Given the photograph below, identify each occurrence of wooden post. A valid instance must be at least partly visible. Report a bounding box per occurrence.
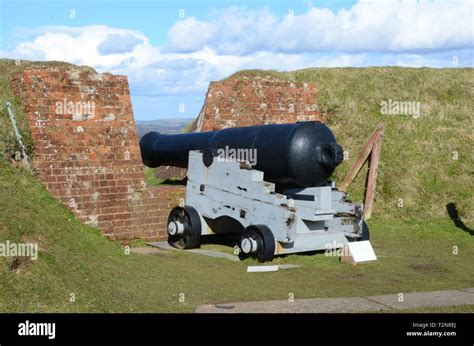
[339,123,384,220]
[339,123,384,193]
[363,130,382,219]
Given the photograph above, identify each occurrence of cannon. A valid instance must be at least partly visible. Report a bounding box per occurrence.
[140,121,343,189]
[140,121,369,262]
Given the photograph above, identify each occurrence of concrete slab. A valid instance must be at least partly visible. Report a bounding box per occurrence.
[130,247,166,255]
[196,289,474,313]
[461,287,474,294]
[366,290,474,309]
[147,241,239,261]
[187,248,240,261]
[147,241,174,250]
[147,242,303,266]
[196,296,387,313]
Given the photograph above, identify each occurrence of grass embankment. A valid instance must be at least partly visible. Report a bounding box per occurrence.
[0,160,473,312]
[231,67,473,222]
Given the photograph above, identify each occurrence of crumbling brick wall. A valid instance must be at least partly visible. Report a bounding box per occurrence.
[195,74,322,131]
[11,67,184,241]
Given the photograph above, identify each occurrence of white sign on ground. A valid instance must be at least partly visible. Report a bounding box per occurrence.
[341,241,377,264]
[247,265,279,272]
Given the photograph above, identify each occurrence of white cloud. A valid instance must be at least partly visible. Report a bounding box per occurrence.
[3,21,472,100]
[166,1,474,54]
[1,1,472,120]
[167,17,216,52]
[97,34,144,55]
[7,25,153,68]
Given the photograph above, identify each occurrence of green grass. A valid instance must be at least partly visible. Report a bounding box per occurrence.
[0,159,473,312]
[143,166,164,186]
[183,117,197,133]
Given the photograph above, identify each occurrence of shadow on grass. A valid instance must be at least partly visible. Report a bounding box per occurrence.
[446,202,473,236]
[162,177,187,185]
[200,234,240,247]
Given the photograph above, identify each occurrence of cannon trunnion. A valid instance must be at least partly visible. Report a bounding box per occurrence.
[140,121,367,262]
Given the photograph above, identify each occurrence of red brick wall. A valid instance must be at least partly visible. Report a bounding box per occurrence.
[11,67,184,241]
[195,74,322,131]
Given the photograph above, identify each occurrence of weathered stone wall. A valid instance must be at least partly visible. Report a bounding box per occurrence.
[11,67,184,241]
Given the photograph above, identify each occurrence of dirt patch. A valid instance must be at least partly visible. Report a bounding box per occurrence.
[409,262,445,273]
[342,272,366,281]
[8,256,32,272]
[22,235,48,253]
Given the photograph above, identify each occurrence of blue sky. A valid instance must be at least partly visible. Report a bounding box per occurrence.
[1,0,473,120]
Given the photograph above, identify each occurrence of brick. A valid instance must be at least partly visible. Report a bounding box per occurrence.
[194,75,322,131]
[11,68,173,241]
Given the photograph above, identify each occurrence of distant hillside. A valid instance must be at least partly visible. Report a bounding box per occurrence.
[135,118,194,138]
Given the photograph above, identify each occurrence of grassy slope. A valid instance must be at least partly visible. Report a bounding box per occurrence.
[0,62,472,312]
[0,160,473,312]
[232,68,474,222]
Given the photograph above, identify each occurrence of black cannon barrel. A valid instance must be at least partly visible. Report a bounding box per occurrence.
[139,121,343,188]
